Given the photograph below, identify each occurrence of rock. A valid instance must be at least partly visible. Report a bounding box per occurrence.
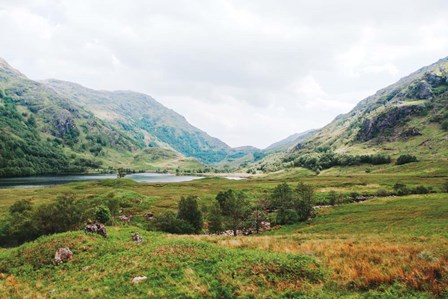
[131,276,147,284]
[131,232,143,243]
[357,105,423,141]
[54,247,73,265]
[424,73,444,87]
[399,127,422,138]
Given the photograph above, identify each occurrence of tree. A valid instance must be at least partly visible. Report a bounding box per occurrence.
[294,182,315,221]
[269,183,294,210]
[117,168,127,178]
[177,196,203,233]
[216,189,251,236]
[208,202,223,234]
[396,154,418,165]
[95,205,111,224]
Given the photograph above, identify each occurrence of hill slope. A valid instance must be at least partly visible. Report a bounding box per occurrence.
[288,57,448,164]
[0,58,203,176]
[44,80,256,164]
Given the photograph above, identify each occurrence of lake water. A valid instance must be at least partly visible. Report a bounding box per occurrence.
[0,173,204,189]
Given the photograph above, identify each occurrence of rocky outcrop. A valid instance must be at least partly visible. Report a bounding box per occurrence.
[54,247,73,265]
[53,109,78,138]
[357,105,423,141]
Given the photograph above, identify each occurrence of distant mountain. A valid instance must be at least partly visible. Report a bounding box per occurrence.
[43,80,256,164]
[288,56,448,162]
[265,130,316,153]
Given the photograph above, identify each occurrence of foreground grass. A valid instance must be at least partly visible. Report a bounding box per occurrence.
[0,228,325,298]
[1,193,447,298]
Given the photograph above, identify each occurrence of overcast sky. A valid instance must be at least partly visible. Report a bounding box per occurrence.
[1,0,448,148]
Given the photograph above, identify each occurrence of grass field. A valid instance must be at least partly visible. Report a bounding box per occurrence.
[0,162,447,298]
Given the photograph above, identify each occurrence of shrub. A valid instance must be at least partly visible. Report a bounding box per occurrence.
[328,191,337,206]
[376,189,390,197]
[393,183,410,196]
[154,211,195,234]
[396,154,418,165]
[177,196,203,233]
[276,209,299,225]
[95,205,111,224]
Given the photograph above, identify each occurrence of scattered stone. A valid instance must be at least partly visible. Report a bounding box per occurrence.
[131,276,147,284]
[131,232,143,243]
[54,247,73,265]
[84,223,107,238]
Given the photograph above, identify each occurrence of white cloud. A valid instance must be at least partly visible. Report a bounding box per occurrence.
[1,0,448,148]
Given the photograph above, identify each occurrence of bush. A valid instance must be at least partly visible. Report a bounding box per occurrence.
[413,185,431,194]
[393,183,410,196]
[328,191,337,206]
[177,196,203,233]
[376,189,390,197]
[442,181,448,193]
[396,154,418,165]
[276,209,299,225]
[95,205,111,224]
[154,211,195,234]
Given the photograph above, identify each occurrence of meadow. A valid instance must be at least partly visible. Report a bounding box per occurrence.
[0,162,447,298]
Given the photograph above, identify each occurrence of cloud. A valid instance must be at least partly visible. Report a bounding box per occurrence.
[1,0,448,148]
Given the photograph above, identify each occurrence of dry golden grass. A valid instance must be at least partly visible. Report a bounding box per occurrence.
[188,234,448,295]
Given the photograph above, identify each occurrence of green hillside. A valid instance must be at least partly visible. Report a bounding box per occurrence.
[0,58,203,176]
[292,57,448,159]
[44,79,257,164]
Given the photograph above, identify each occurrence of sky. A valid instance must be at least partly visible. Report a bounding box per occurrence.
[1,0,448,148]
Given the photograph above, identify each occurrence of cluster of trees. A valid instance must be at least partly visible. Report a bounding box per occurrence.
[396,154,418,165]
[269,183,315,225]
[0,193,134,247]
[392,183,434,196]
[285,149,391,172]
[153,182,316,236]
[154,196,203,234]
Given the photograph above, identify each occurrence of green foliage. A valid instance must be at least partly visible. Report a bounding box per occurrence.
[177,196,203,233]
[328,190,337,206]
[116,167,127,178]
[393,183,410,196]
[215,189,251,235]
[289,150,391,172]
[276,208,299,224]
[396,154,418,165]
[208,202,224,234]
[95,205,111,224]
[294,182,315,221]
[154,211,194,234]
[269,182,316,224]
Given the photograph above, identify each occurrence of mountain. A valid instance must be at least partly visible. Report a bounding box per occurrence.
[0,58,202,177]
[265,129,316,153]
[43,80,256,164]
[286,56,448,169]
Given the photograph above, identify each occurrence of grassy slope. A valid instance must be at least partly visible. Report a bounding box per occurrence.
[0,193,446,298]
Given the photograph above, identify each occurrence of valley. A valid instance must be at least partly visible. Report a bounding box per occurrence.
[0,56,447,298]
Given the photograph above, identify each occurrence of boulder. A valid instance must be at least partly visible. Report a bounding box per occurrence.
[54,247,73,265]
[131,276,147,284]
[131,232,143,243]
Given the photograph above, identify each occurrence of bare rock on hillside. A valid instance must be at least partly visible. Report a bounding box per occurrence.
[54,247,73,265]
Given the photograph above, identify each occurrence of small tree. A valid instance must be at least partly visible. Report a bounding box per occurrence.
[216,189,251,236]
[177,196,203,233]
[154,211,194,234]
[95,205,111,224]
[208,202,223,234]
[294,182,315,221]
[117,168,127,178]
[269,183,294,210]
